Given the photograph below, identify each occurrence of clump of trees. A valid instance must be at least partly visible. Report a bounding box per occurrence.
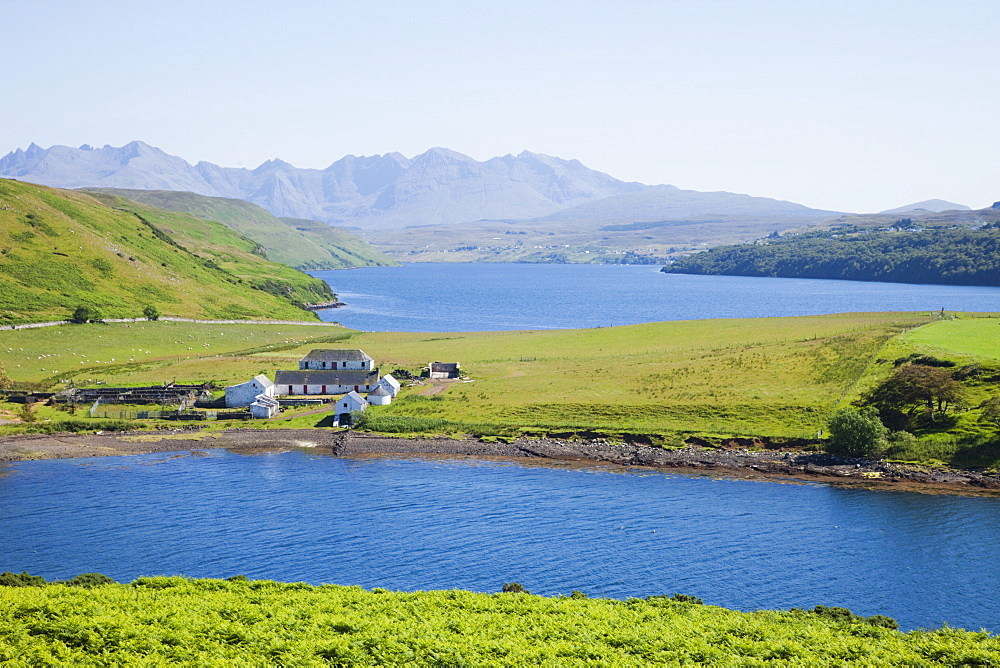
[825,354,988,459]
[70,306,102,324]
[863,363,964,430]
[143,305,160,321]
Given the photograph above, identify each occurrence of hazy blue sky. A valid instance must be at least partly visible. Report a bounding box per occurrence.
[6,0,998,212]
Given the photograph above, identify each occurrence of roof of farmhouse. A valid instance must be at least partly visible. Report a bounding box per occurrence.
[301,349,373,362]
[275,369,379,385]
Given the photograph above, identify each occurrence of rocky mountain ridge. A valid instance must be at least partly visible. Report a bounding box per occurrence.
[0,142,839,229]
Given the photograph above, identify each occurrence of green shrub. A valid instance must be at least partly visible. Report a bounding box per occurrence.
[61,573,116,588]
[826,407,888,458]
[0,571,46,587]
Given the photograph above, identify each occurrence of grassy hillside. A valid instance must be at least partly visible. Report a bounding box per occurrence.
[86,193,336,306]
[0,179,333,323]
[1,576,996,665]
[84,188,396,270]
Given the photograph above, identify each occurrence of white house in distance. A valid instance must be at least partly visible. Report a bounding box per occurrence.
[225,374,275,408]
[299,349,373,371]
[334,390,368,425]
[377,373,401,397]
[249,394,280,419]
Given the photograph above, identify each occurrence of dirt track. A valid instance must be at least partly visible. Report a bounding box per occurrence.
[2,429,999,496]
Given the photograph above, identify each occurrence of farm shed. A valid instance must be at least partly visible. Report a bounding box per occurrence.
[377,373,401,397]
[225,374,275,408]
[427,362,460,379]
[274,369,379,396]
[299,349,374,371]
[249,394,280,419]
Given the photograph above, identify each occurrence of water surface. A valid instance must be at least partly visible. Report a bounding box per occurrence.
[312,263,1000,331]
[2,450,998,632]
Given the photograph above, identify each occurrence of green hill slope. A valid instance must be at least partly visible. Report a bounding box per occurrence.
[83,188,397,270]
[0,179,332,323]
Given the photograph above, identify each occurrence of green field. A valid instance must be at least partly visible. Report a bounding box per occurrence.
[0,313,929,437]
[901,318,1000,361]
[4,311,1000,465]
[1,576,996,665]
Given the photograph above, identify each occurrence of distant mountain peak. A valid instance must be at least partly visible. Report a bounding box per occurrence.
[880,199,971,214]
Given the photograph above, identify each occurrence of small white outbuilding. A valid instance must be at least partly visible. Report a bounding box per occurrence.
[249,394,280,419]
[377,373,401,397]
[334,391,368,427]
[225,374,275,408]
[367,385,392,406]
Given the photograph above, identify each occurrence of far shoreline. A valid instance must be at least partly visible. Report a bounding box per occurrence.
[3,429,999,497]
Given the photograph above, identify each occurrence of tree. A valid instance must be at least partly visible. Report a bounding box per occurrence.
[826,406,888,458]
[862,363,964,430]
[143,305,161,321]
[980,395,1000,429]
[70,306,102,324]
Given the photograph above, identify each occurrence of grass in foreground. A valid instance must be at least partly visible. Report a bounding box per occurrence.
[0,576,996,665]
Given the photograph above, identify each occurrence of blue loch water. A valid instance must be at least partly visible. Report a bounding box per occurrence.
[312,263,1000,331]
[2,450,999,632]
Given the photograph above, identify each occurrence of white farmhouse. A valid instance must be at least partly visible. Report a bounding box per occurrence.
[377,373,401,397]
[274,369,379,396]
[299,349,374,371]
[366,385,392,406]
[225,374,275,408]
[334,390,368,426]
[249,394,280,419]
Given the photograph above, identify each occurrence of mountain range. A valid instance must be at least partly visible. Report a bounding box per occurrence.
[0,142,839,229]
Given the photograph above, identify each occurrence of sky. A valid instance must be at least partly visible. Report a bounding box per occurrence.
[5,0,999,213]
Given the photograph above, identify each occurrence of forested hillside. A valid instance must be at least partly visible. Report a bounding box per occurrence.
[0,179,333,323]
[664,224,1000,286]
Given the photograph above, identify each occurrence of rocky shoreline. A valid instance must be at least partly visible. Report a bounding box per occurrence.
[304,300,346,311]
[2,429,999,496]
